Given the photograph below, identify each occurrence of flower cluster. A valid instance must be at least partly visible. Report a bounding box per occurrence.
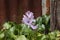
[22,11,37,29]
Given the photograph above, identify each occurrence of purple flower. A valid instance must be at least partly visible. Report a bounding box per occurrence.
[30,25,37,29]
[22,11,37,29]
[25,11,34,19]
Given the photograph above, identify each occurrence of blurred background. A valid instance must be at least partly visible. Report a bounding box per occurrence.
[0,0,50,29]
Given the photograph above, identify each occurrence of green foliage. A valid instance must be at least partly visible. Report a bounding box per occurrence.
[0,14,60,40]
[15,35,28,40]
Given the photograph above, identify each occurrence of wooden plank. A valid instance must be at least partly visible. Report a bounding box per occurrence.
[50,0,57,31]
[0,0,6,29]
[56,0,60,30]
[46,0,50,15]
[9,0,18,22]
[50,0,60,31]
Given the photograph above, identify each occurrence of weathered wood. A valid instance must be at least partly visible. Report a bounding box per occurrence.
[50,0,60,31]
[56,0,60,30]
[50,0,57,31]
[46,0,50,15]
[0,0,6,29]
[0,0,42,27]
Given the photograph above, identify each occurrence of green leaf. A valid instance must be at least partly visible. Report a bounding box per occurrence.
[3,22,11,29]
[42,15,50,25]
[48,32,57,40]
[15,35,28,40]
[20,24,32,35]
[0,32,4,39]
[36,17,42,25]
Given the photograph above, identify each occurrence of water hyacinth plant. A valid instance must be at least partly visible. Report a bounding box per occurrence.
[22,11,37,29]
[0,11,60,40]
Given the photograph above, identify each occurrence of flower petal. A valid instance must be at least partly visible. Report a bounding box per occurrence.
[26,11,30,16]
[26,11,34,19]
[30,25,37,29]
